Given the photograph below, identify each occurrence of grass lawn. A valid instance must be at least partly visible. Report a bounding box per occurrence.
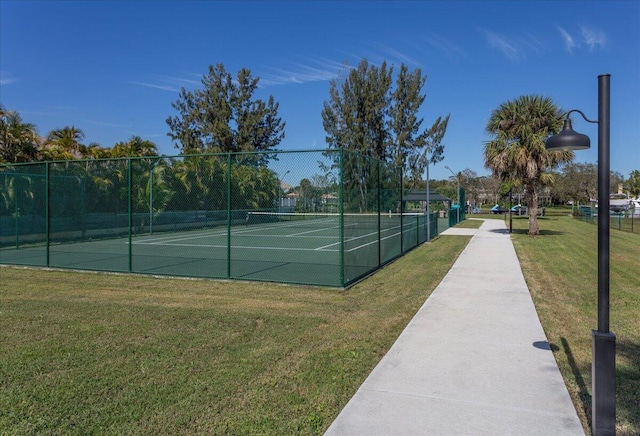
[0,236,470,435]
[508,215,640,435]
[451,217,483,229]
[2,214,637,434]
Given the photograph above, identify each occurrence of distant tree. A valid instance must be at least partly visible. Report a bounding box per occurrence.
[44,126,86,160]
[166,64,285,163]
[0,107,39,163]
[480,175,504,206]
[322,60,448,170]
[555,162,598,205]
[111,136,158,157]
[484,95,571,236]
[626,170,640,198]
[297,178,323,212]
[322,59,392,161]
[85,142,112,159]
[388,64,449,186]
[459,168,481,204]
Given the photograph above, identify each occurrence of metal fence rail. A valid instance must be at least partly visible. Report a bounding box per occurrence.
[574,209,639,235]
[1,149,447,287]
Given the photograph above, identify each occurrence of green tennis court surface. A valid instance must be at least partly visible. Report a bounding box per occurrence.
[0,149,459,286]
[1,212,428,287]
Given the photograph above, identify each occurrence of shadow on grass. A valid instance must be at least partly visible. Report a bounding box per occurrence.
[502,228,566,236]
[559,337,592,431]
[617,339,640,433]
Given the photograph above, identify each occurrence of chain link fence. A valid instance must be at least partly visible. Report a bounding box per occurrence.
[574,205,639,234]
[1,149,439,287]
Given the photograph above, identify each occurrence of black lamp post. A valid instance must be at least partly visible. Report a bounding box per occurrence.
[546,74,615,435]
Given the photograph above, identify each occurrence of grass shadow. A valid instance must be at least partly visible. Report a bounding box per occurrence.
[560,337,592,431]
[616,339,640,434]
[487,227,566,236]
[506,228,566,236]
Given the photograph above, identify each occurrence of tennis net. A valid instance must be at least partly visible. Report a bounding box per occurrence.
[246,211,425,228]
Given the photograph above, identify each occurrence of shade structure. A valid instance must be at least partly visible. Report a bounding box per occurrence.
[545,118,591,151]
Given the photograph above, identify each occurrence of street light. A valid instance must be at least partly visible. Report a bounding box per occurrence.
[445,165,460,224]
[545,74,615,435]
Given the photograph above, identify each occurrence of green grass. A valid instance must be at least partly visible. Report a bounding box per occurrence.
[0,236,470,435]
[453,218,483,229]
[508,215,640,435]
[3,215,638,434]
[576,214,640,235]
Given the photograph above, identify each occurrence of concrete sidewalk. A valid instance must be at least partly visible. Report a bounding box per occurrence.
[325,219,584,435]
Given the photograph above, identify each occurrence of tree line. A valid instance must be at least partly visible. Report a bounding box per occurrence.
[433,165,640,212]
[1,61,448,171]
[1,60,449,216]
[4,61,638,236]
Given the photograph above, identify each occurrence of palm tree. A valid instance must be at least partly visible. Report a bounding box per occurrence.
[0,107,39,163]
[111,136,158,157]
[484,95,573,236]
[45,126,86,160]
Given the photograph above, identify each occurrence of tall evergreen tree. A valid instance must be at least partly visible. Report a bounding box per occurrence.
[322,60,449,188]
[166,64,285,163]
[322,59,392,161]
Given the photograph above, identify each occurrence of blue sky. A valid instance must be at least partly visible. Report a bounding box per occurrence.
[1,1,639,181]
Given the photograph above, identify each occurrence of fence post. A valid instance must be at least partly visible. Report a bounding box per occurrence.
[377,159,381,266]
[227,153,232,279]
[45,162,50,266]
[14,175,19,249]
[339,148,345,287]
[128,158,132,273]
[400,165,403,253]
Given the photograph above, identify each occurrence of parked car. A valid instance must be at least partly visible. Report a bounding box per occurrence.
[511,204,527,214]
[491,204,507,214]
[510,204,546,216]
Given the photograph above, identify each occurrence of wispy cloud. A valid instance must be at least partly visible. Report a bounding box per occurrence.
[581,26,606,51]
[259,57,346,86]
[125,131,164,139]
[130,81,180,92]
[0,70,18,85]
[82,119,131,129]
[130,74,202,92]
[425,35,469,61]
[366,42,421,67]
[14,110,54,116]
[557,25,606,53]
[557,26,577,53]
[480,29,522,61]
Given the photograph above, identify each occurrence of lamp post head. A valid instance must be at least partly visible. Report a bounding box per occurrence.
[545,118,591,151]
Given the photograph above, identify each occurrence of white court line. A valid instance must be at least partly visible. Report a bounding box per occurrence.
[286,226,339,237]
[134,218,422,253]
[134,217,340,245]
[143,242,339,252]
[345,231,402,252]
[315,223,405,250]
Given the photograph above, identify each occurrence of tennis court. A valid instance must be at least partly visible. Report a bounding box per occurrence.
[1,149,439,287]
[0,211,428,286]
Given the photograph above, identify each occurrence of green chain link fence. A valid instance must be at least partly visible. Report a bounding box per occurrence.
[1,149,438,287]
